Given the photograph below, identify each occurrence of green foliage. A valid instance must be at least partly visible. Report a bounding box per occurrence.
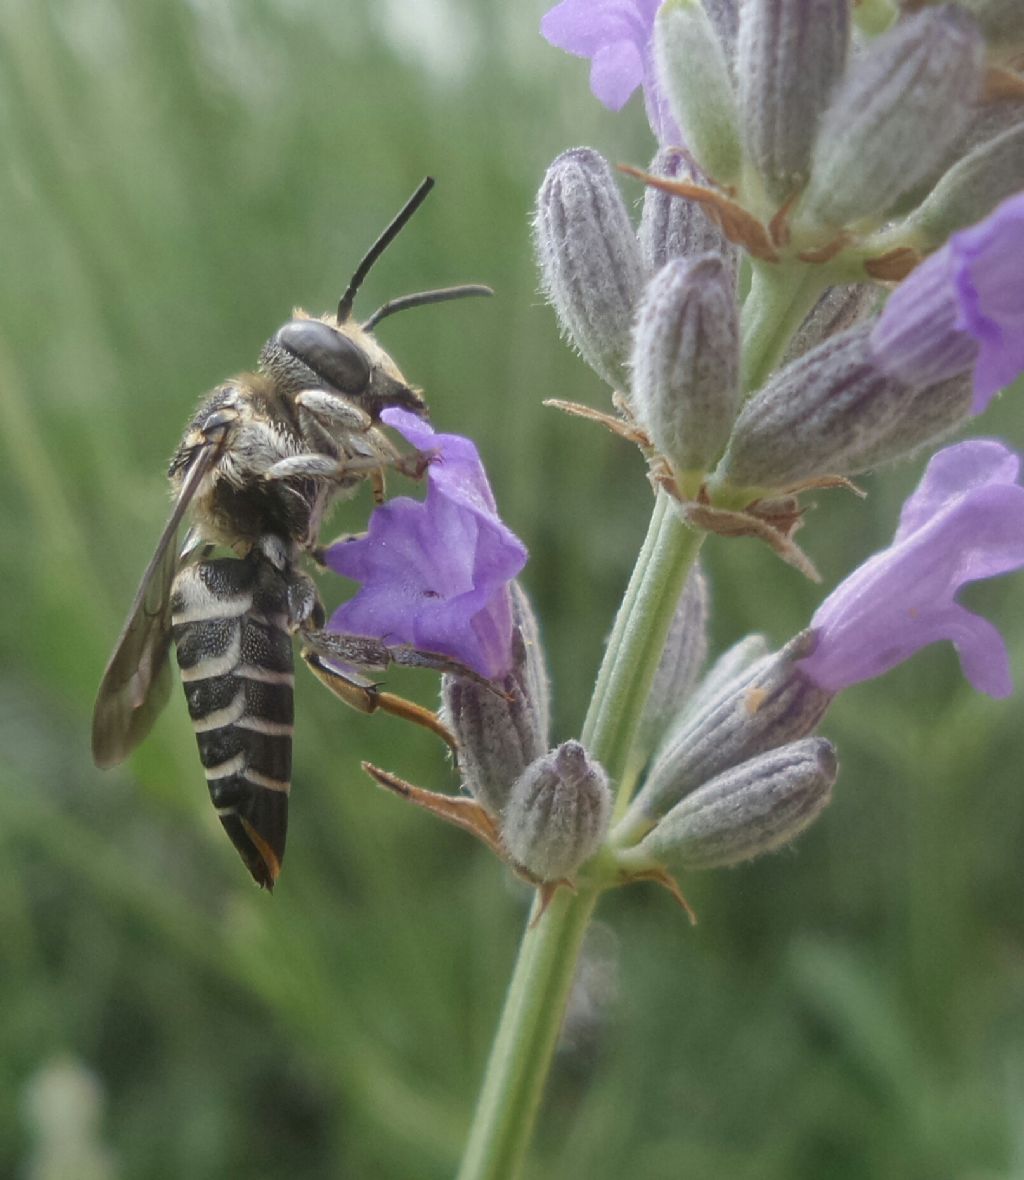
[1,1,1023,1176]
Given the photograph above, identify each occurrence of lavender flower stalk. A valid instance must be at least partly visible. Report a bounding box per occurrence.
[328,8,1024,1180]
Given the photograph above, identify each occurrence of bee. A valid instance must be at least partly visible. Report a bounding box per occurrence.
[92,178,491,889]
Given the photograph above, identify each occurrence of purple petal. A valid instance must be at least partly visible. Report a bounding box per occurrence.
[871,193,1024,413]
[799,440,1024,698]
[541,0,605,56]
[542,0,648,58]
[380,408,500,515]
[870,248,979,390]
[948,193,1024,410]
[541,0,671,140]
[894,438,1020,540]
[590,39,646,110]
[324,409,527,680]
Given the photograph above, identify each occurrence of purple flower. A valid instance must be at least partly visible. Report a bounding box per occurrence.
[953,194,1024,405]
[324,409,527,680]
[541,0,678,143]
[799,440,1024,698]
[871,193,1024,413]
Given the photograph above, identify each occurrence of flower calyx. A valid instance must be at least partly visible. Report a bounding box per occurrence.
[616,738,838,886]
[440,582,551,818]
[502,741,612,886]
[362,740,616,914]
[534,147,646,390]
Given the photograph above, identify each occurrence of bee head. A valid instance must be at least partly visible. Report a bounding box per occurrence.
[258,179,488,421]
[259,317,427,420]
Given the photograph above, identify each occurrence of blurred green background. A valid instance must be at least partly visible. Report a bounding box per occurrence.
[2,2,1024,1177]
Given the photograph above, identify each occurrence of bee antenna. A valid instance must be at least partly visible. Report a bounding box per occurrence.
[337,177,436,323]
[361,285,493,333]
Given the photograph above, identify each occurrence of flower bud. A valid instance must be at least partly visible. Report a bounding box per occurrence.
[962,98,1024,156]
[782,284,879,365]
[534,148,645,390]
[716,324,973,493]
[902,119,1024,249]
[703,0,739,66]
[737,0,850,201]
[655,0,742,186]
[799,7,985,231]
[625,738,837,871]
[833,374,973,473]
[635,564,710,759]
[441,582,550,818]
[678,632,771,721]
[893,95,1024,223]
[619,632,833,838]
[631,255,740,493]
[501,741,612,882]
[638,147,739,275]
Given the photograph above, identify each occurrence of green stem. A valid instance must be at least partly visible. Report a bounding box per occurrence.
[585,499,706,819]
[455,886,599,1180]
[456,503,704,1180]
[740,262,828,394]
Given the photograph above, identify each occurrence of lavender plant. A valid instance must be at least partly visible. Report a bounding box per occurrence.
[317,2,1024,1175]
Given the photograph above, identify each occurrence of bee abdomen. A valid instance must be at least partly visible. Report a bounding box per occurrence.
[171,553,295,889]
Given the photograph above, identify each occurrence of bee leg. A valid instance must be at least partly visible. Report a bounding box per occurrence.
[301,628,497,690]
[263,453,386,481]
[300,649,459,752]
[390,448,435,482]
[286,573,325,631]
[295,390,432,484]
[371,466,386,505]
[294,389,373,437]
[310,534,366,568]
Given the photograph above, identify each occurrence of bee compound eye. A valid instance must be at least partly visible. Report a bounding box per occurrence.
[275,320,371,395]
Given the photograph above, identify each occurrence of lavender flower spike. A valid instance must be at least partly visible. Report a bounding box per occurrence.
[798,440,1024,699]
[541,0,678,143]
[325,409,527,681]
[871,192,1024,414]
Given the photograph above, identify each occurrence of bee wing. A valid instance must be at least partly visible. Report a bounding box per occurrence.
[92,438,223,767]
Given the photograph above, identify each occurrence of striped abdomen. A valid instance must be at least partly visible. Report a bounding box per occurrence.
[170,551,294,889]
